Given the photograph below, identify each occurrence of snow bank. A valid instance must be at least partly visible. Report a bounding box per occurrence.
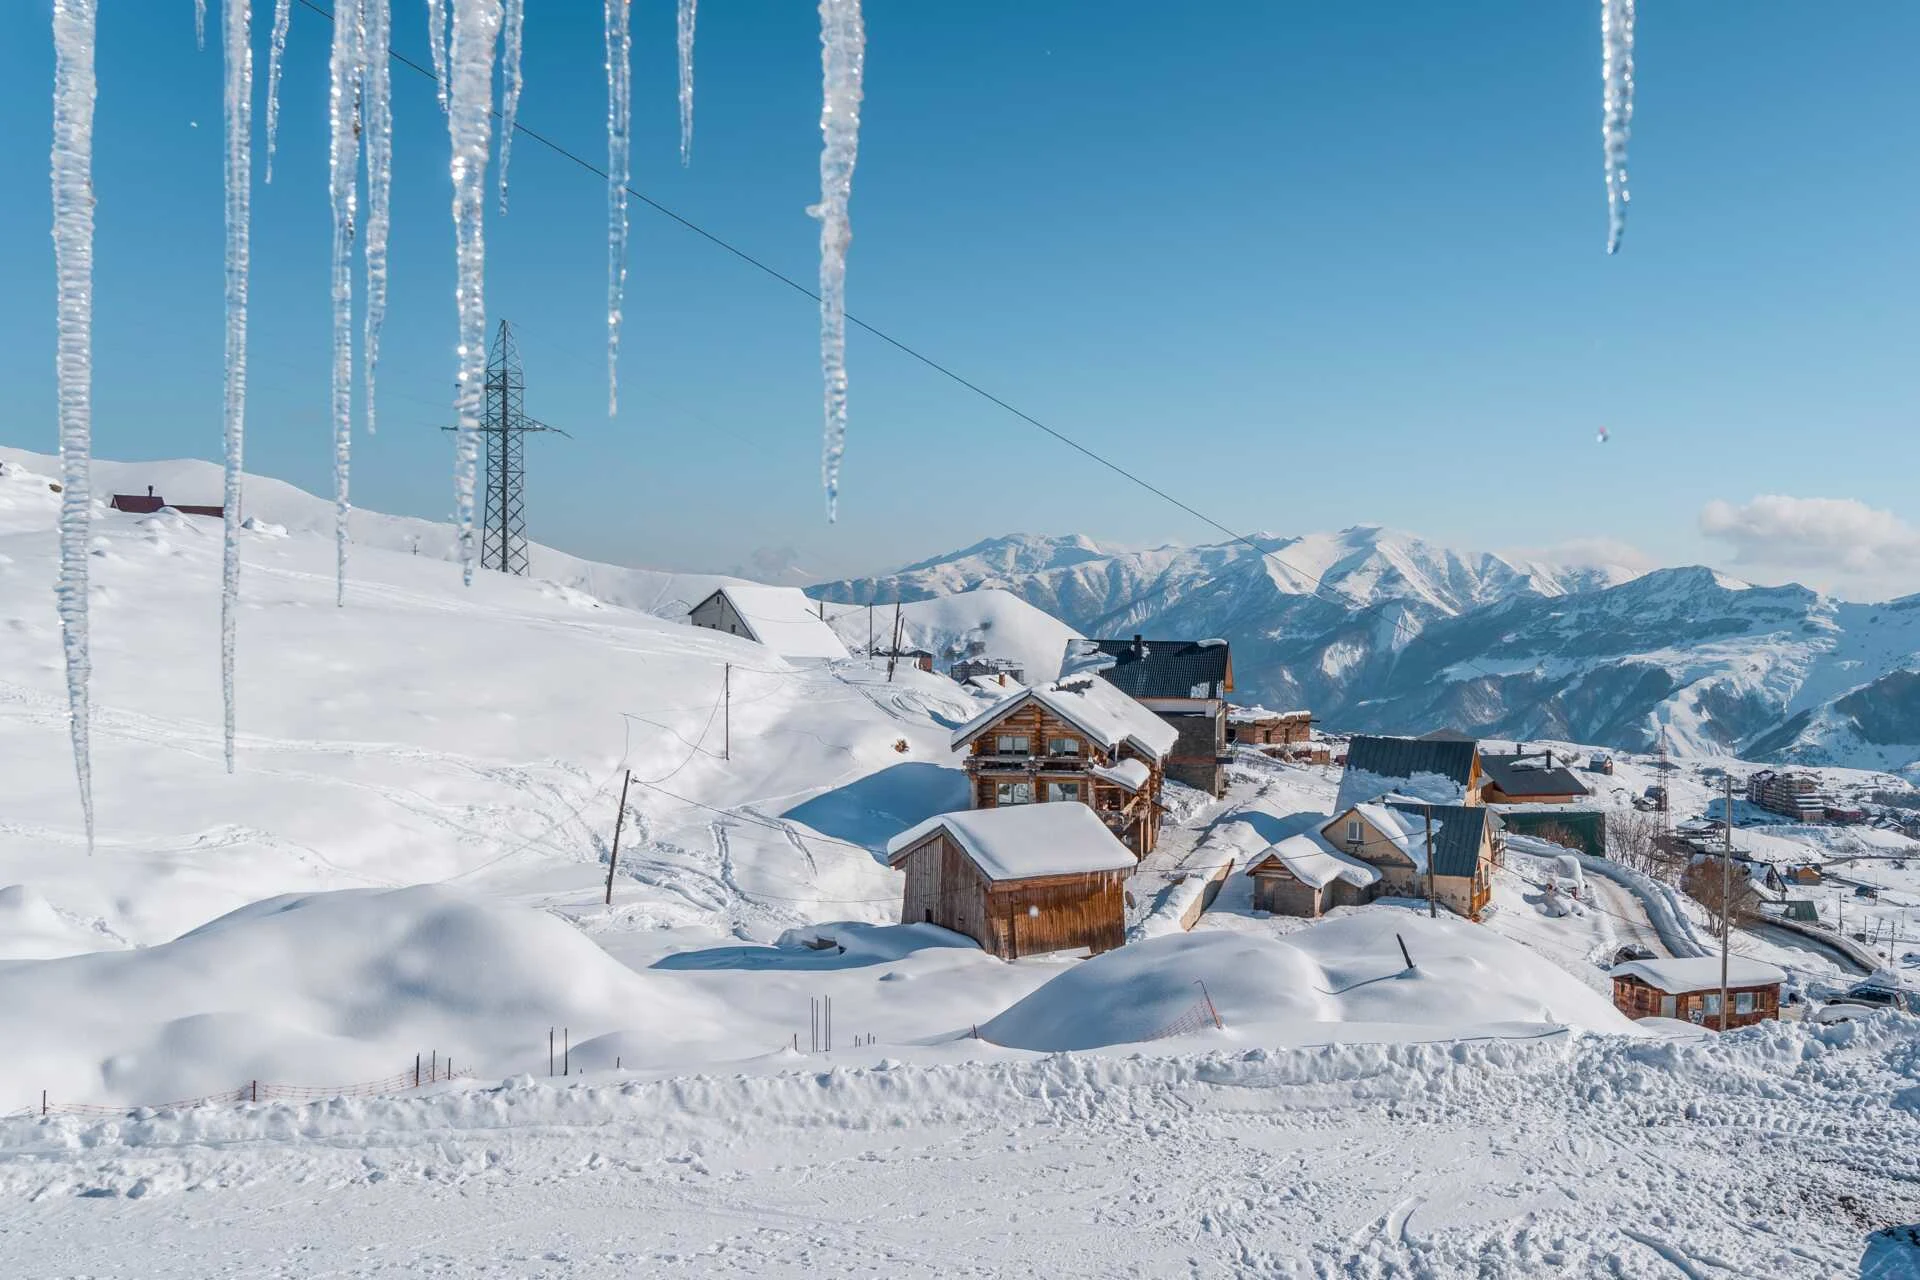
[0,886,734,1108]
[984,913,1639,1052]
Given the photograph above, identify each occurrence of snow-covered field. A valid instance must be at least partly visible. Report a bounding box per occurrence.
[4,456,1920,1276]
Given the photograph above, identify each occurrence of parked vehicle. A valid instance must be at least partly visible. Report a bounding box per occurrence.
[1613,944,1657,965]
[1812,978,1915,1024]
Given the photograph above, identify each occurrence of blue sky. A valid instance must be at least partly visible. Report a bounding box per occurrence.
[2,3,1917,594]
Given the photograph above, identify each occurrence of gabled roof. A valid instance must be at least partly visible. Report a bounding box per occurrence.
[109,493,166,514]
[1480,754,1591,800]
[1248,831,1381,891]
[951,676,1180,760]
[1610,957,1785,994]
[692,584,849,660]
[1325,800,1492,879]
[885,804,1137,881]
[1071,637,1232,699]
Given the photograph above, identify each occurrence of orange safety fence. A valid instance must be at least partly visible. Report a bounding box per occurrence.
[9,1058,478,1120]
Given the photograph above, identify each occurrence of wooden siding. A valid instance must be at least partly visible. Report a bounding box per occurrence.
[1611,975,1780,1029]
[1327,810,1493,921]
[894,831,1125,959]
[1253,871,1323,917]
[962,701,1163,855]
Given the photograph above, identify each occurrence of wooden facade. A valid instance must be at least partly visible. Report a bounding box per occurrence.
[961,701,1164,856]
[892,829,1127,959]
[1611,974,1780,1029]
[1230,711,1313,748]
[1322,807,1494,920]
[1248,861,1371,917]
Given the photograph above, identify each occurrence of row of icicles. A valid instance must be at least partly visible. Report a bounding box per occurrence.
[46,0,1626,846]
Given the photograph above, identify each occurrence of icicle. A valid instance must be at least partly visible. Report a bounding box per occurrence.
[604,0,631,415]
[196,0,207,50]
[1601,0,1635,254]
[497,0,523,212]
[51,0,98,849]
[448,0,503,586]
[811,0,864,522]
[362,0,392,436]
[676,0,697,165]
[329,0,362,606]
[220,0,253,773]
[426,0,450,112]
[264,0,290,182]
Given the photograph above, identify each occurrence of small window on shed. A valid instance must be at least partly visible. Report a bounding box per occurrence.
[1703,993,1723,1017]
[1735,991,1754,1015]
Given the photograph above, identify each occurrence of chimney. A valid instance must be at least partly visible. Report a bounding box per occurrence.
[147,485,154,497]
[1132,634,1144,657]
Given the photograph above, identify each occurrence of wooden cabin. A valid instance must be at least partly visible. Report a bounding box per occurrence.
[108,487,224,518]
[1319,800,1497,920]
[1478,750,1591,805]
[951,676,1178,856]
[885,805,1135,959]
[1070,637,1233,797]
[1609,957,1785,1029]
[1334,734,1485,812]
[1229,708,1313,750]
[1247,832,1380,917]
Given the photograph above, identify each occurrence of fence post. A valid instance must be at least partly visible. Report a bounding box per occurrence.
[251,1079,258,1103]
[1396,933,1415,970]
[1196,979,1223,1030]
[414,1054,421,1089]
[41,1089,47,1117]
[549,1027,555,1077]
[564,1028,570,1076]
[431,1051,437,1083]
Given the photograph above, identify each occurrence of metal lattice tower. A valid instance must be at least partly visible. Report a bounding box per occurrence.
[446,321,566,575]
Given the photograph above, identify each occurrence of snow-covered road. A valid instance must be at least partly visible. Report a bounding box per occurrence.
[5,1020,1918,1278]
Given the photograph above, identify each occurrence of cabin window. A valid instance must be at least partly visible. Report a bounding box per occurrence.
[1659,995,1676,1018]
[995,734,1030,755]
[1046,781,1080,802]
[1047,737,1079,757]
[1735,991,1754,1015]
[1345,819,1362,848]
[1703,993,1723,1017]
[995,781,1033,806]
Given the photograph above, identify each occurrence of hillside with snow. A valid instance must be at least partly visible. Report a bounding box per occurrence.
[821,587,1081,681]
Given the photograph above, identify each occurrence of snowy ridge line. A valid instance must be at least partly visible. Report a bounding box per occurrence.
[3,1016,1912,1161]
[11,1066,478,1121]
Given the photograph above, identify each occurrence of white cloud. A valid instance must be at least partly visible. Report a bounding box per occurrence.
[1699,495,1920,597]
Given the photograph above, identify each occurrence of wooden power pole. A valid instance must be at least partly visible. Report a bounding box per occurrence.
[604,769,632,906]
[1719,775,1733,1030]
[1424,803,1438,919]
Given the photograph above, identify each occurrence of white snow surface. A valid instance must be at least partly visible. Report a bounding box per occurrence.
[884,804,1135,882]
[823,587,1081,682]
[1257,831,1381,890]
[1090,756,1151,793]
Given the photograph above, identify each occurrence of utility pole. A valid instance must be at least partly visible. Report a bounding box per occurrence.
[1424,803,1437,919]
[440,321,569,575]
[868,603,874,659]
[604,769,632,905]
[1719,775,1733,1031]
[723,664,731,761]
[886,599,903,683]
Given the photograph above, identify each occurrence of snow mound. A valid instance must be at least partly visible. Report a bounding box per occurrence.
[0,886,727,1108]
[824,587,1082,682]
[982,914,1640,1052]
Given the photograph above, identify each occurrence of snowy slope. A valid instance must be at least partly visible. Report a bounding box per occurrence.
[822,587,1081,679]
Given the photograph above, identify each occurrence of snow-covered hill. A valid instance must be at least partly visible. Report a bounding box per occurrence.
[822,587,1081,681]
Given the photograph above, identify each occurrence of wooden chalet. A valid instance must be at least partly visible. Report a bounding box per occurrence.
[885,805,1135,959]
[1320,800,1498,920]
[1479,749,1591,805]
[1247,831,1380,918]
[951,674,1178,856]
[1068,637,1233,797]
[1334,734,1485,812]
[1609,957,1785,1029]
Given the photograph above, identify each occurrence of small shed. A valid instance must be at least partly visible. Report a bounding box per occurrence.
[686,584,849,660]
[1247,832,1380,917]
[885,805,1135,959]
[1609,957,1785,1029]
[108,486,224,518]
[1787,865,1822,886]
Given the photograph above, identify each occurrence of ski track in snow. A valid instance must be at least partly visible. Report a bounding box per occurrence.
[3,1024,1917,1276]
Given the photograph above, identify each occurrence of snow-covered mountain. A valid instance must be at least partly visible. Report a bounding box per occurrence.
[817,530,1920,772]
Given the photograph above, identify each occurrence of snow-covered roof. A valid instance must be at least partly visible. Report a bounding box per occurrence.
[1091,758,1152,793]
[951,676,1179,760]
[885,804,1138,882]
[696,584,849,660]
[1349,802,1430,873]
[1249,832,1381,890]
[1227,704,1310,724]
[967,673,1024,695]
[1609,957,1786,994]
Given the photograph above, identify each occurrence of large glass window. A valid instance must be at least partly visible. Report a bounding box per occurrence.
[994,734,1030,755]
[1735,992,1754,1015]
[995,781,1033,806]
[1047,737,1079,757]
[1046,781,1080,802]
[1704,993,1723,1017]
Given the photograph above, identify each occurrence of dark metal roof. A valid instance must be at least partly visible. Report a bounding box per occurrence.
[1084,638,1231,699]
[1383,800,1492,879]
[1480,753,1591,800]
[1343,734,1479,790]
[108,494,165,514]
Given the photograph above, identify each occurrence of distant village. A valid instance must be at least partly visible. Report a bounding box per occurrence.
[685,583,1920,1035]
